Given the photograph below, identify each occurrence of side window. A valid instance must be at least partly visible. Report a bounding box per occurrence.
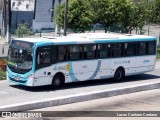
[36,46,51,69]
[58,46,67,61]
[69,46,82,60]
[147,41,156,55]
[125,43,136,56]
[138,42,147,55]
[97,44,109,58]
[111,43,123,57]
[83,44,96,59]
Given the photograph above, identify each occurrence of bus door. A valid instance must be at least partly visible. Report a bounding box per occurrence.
[35,46,52,86]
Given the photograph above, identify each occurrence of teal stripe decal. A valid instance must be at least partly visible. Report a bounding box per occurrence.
[68,62,78,82]
[69,60,101,82]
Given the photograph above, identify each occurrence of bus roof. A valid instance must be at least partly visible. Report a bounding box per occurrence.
[13,33,157,45]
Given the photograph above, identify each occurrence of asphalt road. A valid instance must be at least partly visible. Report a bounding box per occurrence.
[0,62,159,108]
[2,83,160,120]
[29,89,160,119]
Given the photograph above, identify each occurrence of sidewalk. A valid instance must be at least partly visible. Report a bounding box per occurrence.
[0,37,9,58]
[0,37,7,45]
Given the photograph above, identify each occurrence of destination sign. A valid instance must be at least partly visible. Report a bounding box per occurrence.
[11,40,33,48]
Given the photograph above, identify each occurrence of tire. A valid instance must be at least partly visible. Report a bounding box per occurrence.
[52,75,63,89]
[114,68,124,81]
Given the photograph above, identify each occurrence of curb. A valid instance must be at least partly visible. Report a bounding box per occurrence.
[0,81,160,111]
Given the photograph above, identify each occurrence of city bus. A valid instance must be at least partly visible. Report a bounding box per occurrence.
[7,33,157,88]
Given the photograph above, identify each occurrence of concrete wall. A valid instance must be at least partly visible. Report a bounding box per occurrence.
[32,20,54,32]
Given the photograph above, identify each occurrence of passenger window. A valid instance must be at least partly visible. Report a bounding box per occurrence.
[84,45,96,59]
[111,43,123,57]
[138,42,147,55]
[69,46,82,60]
[97,44,109,58]
[125,43,136,56]
[148,41,156,55]
[58,46,67,61]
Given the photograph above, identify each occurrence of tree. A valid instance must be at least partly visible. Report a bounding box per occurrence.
[54,0,150,33]
[55,3,65,29]
[91,0,116,32]
[150,0,160,24]
[55,0,94,33]
[110,0,133,33]
[120,0,149,33]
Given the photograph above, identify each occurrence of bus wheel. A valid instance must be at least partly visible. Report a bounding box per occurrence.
[114,68,124,81]
[52,74,63,89]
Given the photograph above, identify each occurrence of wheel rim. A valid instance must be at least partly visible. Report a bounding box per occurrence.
[54,78,61,86]
[115,70,122,80]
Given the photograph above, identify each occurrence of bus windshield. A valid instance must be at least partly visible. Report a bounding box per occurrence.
[8,47,33,71]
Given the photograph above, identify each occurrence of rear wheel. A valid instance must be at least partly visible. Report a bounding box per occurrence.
[52,74,64,89]
[114,68,124,81]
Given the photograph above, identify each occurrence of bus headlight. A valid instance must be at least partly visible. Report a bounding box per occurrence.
[27,74,34,86]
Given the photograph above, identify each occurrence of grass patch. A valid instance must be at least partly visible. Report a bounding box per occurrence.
[0,70,6,80]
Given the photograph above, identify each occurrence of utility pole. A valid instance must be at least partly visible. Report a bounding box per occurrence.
[1,0,10,42]
[6,0,11,43]
[63,0,68,36]
[1,0,6,38]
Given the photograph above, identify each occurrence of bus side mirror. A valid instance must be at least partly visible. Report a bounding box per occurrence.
[37,53,40,65]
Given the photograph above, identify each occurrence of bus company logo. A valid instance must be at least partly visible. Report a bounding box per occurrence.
[53,66,65,71]
[114,60,130,65]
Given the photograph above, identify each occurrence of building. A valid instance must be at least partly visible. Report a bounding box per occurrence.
[33,0,63,32]
[11,0,62,33]
[11,0,34,32]
[33,0,54,32]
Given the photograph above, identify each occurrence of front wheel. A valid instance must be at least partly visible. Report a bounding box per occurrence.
[52,75,63,89]
[114,68,124,81]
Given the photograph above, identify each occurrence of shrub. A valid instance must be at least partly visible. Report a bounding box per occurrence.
[0,59,6,80]
[15,23,33,37]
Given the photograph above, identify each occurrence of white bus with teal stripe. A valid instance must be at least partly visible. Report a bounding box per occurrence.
[7,33,157,87]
